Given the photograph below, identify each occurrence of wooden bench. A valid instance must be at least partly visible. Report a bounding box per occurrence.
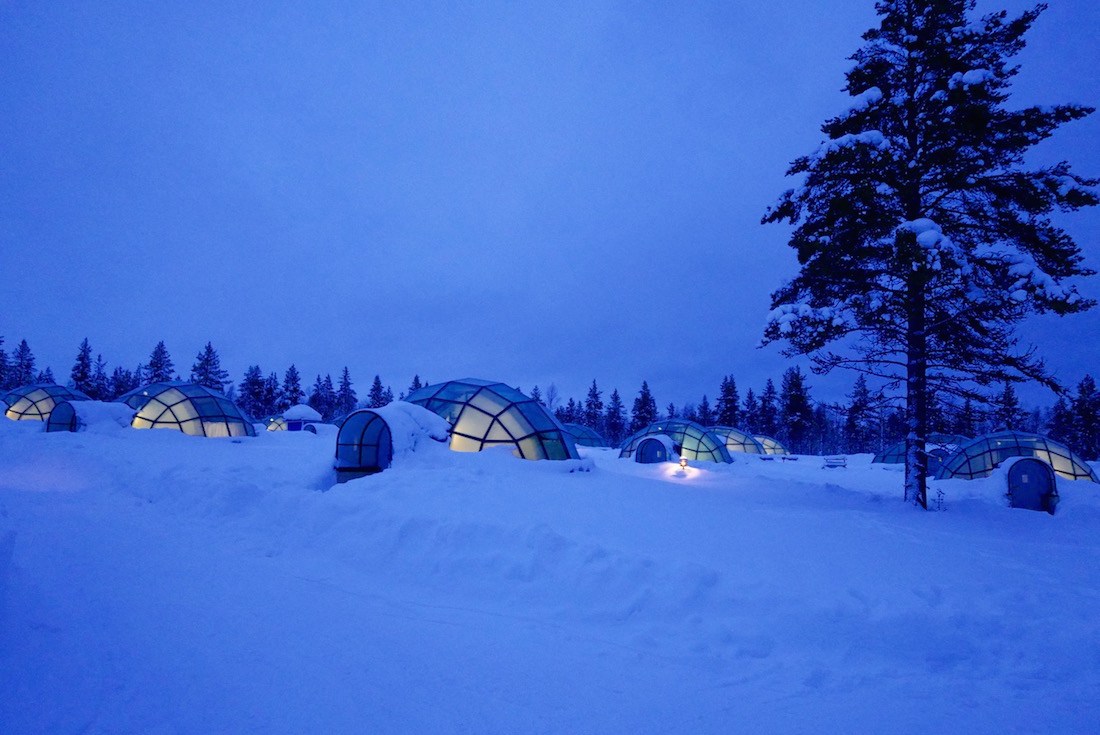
[823,455,847,469]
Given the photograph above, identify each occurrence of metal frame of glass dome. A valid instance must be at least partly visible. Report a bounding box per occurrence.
[708,426,765,454]
[563,423,608,448]
[2,383,89,421]
[335,409,393,476]
[619,420,732,463]
[935,431,1098,482]
[406,378,579,460]
[120,382,256,438]
[754,435,790,455]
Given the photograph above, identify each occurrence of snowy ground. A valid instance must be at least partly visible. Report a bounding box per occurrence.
[2,420,1099,734]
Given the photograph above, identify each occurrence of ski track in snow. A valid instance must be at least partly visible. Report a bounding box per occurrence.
[1,421,1098,734]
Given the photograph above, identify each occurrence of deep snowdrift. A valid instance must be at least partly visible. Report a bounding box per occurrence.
[1,419,1098,734]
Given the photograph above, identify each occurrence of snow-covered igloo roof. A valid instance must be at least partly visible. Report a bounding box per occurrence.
[406,378,580,461]
[619,420,732,463]
[283,403,323,421]
[335,401,450,473]
[45,400,135,433]
[3,383,90,421]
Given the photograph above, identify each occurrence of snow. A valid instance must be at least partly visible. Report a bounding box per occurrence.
[362,400,452,457]
[811,130,890,162]
[283,403,323,421]
[847,86,883,111]
[68,400,135,432]
[2,422,1099,733]
[949,69,995,88]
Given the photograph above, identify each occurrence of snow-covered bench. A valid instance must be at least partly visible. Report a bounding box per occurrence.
[823,456,847,469]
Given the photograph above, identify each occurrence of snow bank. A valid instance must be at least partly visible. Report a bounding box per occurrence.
[2,420,1099,733]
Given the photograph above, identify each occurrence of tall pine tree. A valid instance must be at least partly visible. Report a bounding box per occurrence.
[368,375,386,408]
[70,338,94,394]
[11,339,35,386]
[0,336,8,389]
[282,365,304,408]
[336,367,357,417]
[630,381,658,432]
[763,1,1095,507]
[603,389,627,446]
[583,380,604,432]
[190,342,230,392]
[1070,375,1100,460]
[844,374,877,453]
[715,376,740,427]
[757,380,779,438]
[779,367,814,453]
[146,341,175,383]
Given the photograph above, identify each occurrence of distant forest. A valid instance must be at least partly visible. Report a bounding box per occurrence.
[2,335,1097,460]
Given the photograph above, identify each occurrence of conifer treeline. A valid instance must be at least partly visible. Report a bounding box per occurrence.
[1,335,1098,459]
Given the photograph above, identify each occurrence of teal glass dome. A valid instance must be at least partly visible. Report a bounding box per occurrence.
[754,435,790,456]
[708,426,766,454]
[563,423,608,448]
[935,431,1097,482]
[3,383,89,422]
[120,382,256,438]
[406,378,580,460]
[619,420,732,463]
[872,434,969,464]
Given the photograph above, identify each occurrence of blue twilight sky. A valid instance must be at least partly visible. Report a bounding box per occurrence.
[1,0,1097,408]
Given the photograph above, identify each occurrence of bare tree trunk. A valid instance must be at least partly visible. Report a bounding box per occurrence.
[905,264,929,509]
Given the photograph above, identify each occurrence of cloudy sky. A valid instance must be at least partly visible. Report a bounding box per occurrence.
[2,0,1096,408]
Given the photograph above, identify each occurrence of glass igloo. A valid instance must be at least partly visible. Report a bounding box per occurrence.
[120,382,256,438]
[708,426,766,454]
[619,420,732,463]
[406,378,579,460]
[335,410,394,476]
[935,431,1098,482]
[563,423,609,448]
[872,434,969,464]
[754,434,790,456]
[2,383,89,422]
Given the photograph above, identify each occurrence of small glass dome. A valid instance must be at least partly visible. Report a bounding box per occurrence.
[335,409,393,476]
[635,435,677,464]
[406,378,580,460]
[619,420,732,463]
[935,431,1098,482]
[120,382,256,438]
[45,400,80,432]
[563,423,609,448]
[3,383,89,422]
[708,426,765,454]
[754,435,790,456]
[872,434,969,464]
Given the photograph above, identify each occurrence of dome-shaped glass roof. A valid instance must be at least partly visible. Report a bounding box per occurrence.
[335,409,394,475]
[406,378,579,460]
[2,383,89,421]
[935,431,1098,482]
[619,420,732,463]
[872,434,969,463]
[707,426,765,454]
[119,382,256,438]
[563,423,608,448]
[754,435,790,455]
